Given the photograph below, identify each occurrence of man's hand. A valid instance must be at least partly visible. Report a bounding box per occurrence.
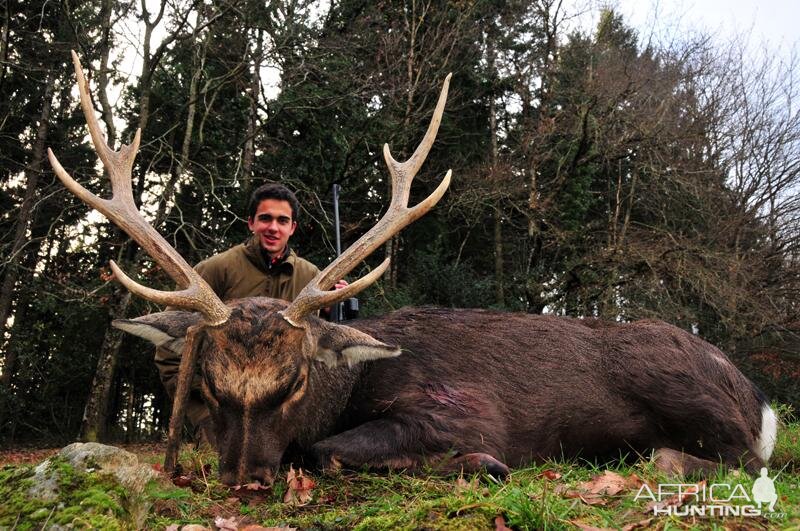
[322,280,349,321]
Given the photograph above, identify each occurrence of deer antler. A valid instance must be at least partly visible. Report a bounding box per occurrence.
[281,74,453,326]
[48,51,231,326]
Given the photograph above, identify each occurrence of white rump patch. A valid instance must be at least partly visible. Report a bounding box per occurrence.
[756,403,778,462]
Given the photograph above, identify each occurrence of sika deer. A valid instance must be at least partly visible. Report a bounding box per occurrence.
[51,52,777,486]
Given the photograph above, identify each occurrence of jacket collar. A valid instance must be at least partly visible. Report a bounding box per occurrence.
[244,235,296,276]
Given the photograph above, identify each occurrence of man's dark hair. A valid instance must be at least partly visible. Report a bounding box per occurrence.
[247,183,300,221]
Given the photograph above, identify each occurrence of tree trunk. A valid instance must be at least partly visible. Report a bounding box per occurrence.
[0,73,55,387]
[79,290,131,441]
[487,29,503,305]
[97,0,117,145]
[79,1,163,441]
[242,28,263,196]
[0,0,10,93]
[78,0,130,442]
[79,0,208,440]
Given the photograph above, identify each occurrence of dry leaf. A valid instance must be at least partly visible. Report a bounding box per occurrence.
[214,515,240,531]
[559,470,643,506]
[575,493,608,506]
[455,473,478,493]
[570,521,614,531]
[582,471,632,496]
[239,482,270,491]
[241,526,297,531]
[621,517,655,531]
[283,466,316,506]
[165,526,180,531]
[494,515,513,531]
[540,469,562,480]
[181,526,211,531]
[172,475,194,488]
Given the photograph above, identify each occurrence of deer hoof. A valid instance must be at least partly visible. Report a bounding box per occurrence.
[461,453,510,479]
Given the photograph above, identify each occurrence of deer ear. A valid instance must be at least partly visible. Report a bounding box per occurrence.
[112,311,204,354]
[313,322,401,368]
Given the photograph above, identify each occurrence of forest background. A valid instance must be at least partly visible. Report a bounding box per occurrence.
[1,0,799,446]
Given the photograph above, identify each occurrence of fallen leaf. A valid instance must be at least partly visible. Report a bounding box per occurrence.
[236,482,270,491]
[181,526,210,531]
[621,517,655,531]
[570,521,614,531]
[172,475,193,488]
[214,515,239,531]
[241,527,297,531]
[494,515,512,531]
[540,469,562,480]
[283,466,316,506]
[573,492,608,506]
[229,482,272,503]
[455,472,478,493]
[645,480,706,514]
[558,470,643,506]
[165,525,179,531]
[582,471,633,496]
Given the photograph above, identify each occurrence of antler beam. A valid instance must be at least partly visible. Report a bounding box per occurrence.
[48,51,230,326]
[281,74,453,326]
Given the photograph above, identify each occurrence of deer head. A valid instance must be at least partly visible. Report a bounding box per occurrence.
[50,51,451,484]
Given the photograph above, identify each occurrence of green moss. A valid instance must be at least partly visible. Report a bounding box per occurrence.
[0,456,139,529]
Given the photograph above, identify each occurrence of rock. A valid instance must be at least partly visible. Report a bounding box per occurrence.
[27,442,159,528]
[61,442,158,493]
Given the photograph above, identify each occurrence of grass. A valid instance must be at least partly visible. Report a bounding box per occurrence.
[2,411,800,530]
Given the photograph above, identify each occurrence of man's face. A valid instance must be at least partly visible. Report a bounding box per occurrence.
[248,199,297,257]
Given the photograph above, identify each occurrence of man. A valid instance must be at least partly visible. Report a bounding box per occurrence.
[154,183,345,445]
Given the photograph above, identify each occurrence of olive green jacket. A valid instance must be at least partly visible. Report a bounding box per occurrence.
[194,236,320,301]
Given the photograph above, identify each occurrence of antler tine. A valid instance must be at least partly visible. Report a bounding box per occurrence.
[281,74,453,326]
[48,51,231,326]
[385,73,452,205]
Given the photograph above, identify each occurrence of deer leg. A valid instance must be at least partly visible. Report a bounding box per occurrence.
[652,448,720,477]
[310,418,422,471]
[310,419,510,478]
[430,452,510,479]
[652,447,762,477]
[164,325,202,473]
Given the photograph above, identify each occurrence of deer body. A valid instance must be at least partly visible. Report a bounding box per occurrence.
[351,307,772,468]
[119,300,776,484]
